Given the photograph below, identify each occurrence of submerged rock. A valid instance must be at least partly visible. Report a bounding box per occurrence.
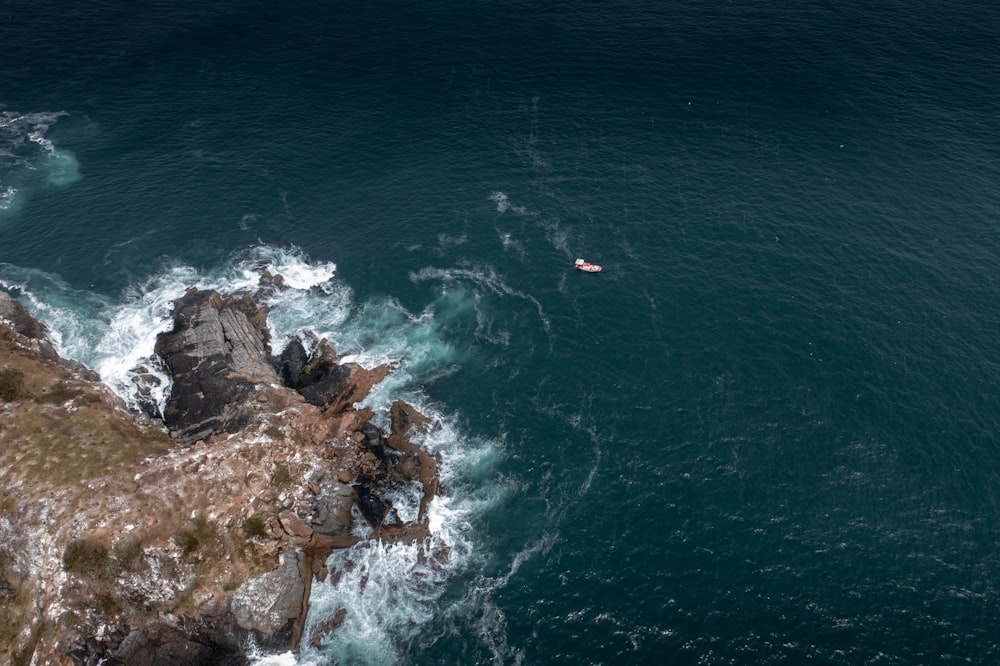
[309,607,348,648]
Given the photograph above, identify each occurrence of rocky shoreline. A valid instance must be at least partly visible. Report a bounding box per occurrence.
[0,276,444,664]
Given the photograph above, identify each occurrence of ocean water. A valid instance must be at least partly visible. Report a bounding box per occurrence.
[3,1,1000,663]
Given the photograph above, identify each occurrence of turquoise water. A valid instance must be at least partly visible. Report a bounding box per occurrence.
[3,1,1000,663]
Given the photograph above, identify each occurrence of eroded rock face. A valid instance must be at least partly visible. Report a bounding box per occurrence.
[0,289,101,380]
[229,550,309,641]
[293,339,390,413]
[110,623,240,666]
[0,290,47,340]
[311,482,357,536]
[276,336,310,388]
[155,289,279,442]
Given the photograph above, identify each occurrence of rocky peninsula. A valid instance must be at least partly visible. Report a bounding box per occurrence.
[0,277,443,664]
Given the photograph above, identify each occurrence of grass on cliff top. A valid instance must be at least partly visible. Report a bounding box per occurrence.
[0,402,173,488]
[0,367,23,401]
[0,336,173,489]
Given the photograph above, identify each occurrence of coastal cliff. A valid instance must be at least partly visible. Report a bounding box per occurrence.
[0,281,442,664]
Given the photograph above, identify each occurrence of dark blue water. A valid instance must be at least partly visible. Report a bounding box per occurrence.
[3,1,1000,663]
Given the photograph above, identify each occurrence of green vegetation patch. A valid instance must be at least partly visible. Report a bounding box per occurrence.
[174,518,218,558]
[174,531,200,556]
[35,387,80,405]
[113,537,146,572]
[272,462,292,487]
[242,515,267,539]
[62,539,112,578]
[0,368,23,402]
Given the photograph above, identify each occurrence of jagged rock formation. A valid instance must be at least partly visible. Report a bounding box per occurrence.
[154,289,279,442]
[0,283,443,665]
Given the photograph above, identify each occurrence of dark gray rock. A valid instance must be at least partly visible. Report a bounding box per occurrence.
[359,421,388,461]
[353,483,393,529]
[108,623,241,666]
[0,289,46,339]
[154,289,279,442]
[276,336,309,388]
[300,362,356,408]
[296,339,344,406]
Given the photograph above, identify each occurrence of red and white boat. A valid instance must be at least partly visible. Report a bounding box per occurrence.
[573,258,602,273]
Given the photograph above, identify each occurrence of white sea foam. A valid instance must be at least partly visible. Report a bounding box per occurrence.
[497,229,526,259]
[297,401,504,663]
[0,110,81,217]
[489,191,528,215]
[27,129,54,152]
[0,185,18,211]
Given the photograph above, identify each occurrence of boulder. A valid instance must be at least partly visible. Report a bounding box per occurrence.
[229,550,309,642]
[309,608,348,648]
[390,399,432,438]
[278,511,314,539]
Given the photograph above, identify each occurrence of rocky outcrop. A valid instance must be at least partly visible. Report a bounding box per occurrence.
[0,276,446,666]
[229,550,309,642]
[279,337,391,413]
[0,282,445,664]
[0,289,47,340]
[154,289,278,442]
[157,289,391,443]
[109,623,244,666]
[0,289,100,381]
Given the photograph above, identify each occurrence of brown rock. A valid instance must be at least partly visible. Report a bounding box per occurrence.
[0,290,46,339]
[278,511,313,538]
[390,400,431,438]
[309,608,348,647]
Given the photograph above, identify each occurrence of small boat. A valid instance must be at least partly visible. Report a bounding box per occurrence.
[573,258,602,273]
